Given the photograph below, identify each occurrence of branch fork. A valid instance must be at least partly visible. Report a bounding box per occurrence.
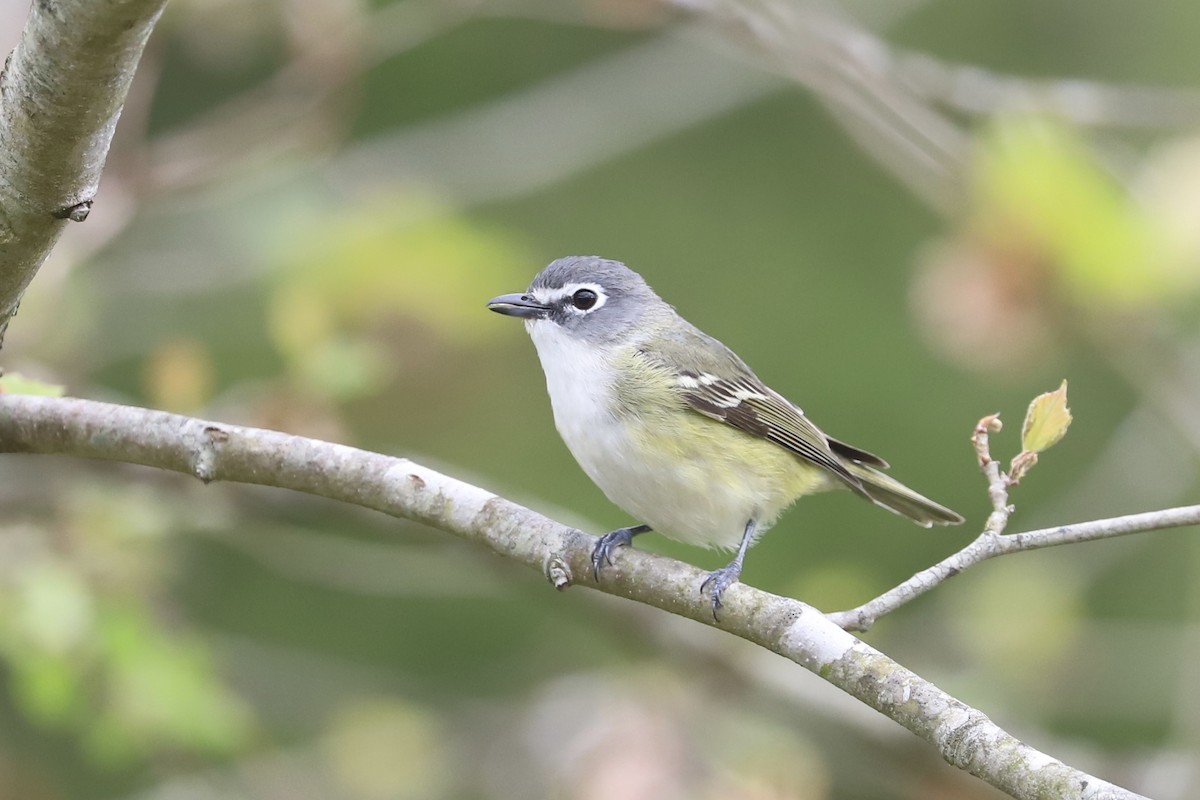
[0,392,1186,799]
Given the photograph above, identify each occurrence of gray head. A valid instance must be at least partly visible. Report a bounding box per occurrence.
[487,256,665,344]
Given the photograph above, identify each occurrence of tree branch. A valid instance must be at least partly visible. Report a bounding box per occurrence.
[827,504,1200,632]
[668,0,1200,216]
[829,412,1200,631]
[0,0,168,347]
[669,0,968,212]
[0,393,1149,800]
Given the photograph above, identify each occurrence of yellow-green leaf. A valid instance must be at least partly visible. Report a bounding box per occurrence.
[0,372,65,396]
[1021,380,1072,454]
[973,117,1195,310]
[268,191,534,346]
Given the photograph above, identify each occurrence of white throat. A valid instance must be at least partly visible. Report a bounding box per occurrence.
[526,320,616,442]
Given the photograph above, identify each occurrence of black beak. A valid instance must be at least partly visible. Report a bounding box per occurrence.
[487,293,550,320]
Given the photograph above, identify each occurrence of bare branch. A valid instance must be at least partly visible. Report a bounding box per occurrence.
[829,412,1200,631]
[670,0,969,212]
[828,504,1200,632]
[975,413,1016,529]
[0,393,1150,800]
[0,0,167,347]
[897,50,1200,130]
[669,0,1200,212]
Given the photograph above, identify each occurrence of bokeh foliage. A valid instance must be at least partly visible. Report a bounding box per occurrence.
[3,0,1200,797]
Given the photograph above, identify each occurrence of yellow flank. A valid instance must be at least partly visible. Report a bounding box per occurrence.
[638,414,835,501]
[602,347,838,549]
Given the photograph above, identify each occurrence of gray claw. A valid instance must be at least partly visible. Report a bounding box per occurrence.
[591,529,634,579]
[700,565,741,620]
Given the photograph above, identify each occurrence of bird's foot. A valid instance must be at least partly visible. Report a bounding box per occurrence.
[700,562,744,620]
[591,526,646,579]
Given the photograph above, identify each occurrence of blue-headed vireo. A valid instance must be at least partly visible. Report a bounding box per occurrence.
[488,256,963,614]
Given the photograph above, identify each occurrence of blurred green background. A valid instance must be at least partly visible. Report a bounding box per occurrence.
[3,0,1200,797]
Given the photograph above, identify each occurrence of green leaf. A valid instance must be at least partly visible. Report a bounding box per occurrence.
[1021,380,1072,454]
[268,192,534,347]
[0,372,65,396]
[95,605,254,758]
[11,652,84,725]
[15,561,95,654]
[974,118,1195,310]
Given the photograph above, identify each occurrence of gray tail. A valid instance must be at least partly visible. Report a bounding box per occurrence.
[844,462,964,528]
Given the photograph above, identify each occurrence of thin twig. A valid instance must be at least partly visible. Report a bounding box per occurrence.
[897,50,1200,130]
[827,504,1200,632]
[828,414,1200,631]
[669,0,1200,214]
[670,0,969,212]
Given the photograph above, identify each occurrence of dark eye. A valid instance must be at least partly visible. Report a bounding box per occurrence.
[571,289,598,310]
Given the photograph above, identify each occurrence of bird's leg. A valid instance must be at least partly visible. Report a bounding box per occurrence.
[591,524,652,579]
[700,519,757,618]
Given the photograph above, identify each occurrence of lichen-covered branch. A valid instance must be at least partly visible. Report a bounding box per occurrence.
[0,393,1148,800]
[0,0,168,347]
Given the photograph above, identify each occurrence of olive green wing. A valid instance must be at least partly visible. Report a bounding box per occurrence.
[635,332,963,526]
[672,369,867,494]
[636,332,866,488]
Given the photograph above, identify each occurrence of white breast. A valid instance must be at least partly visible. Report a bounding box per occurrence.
[525,321,774,550]
[527,320,618,459]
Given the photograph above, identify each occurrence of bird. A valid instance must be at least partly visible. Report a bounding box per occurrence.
[487,256,963,615]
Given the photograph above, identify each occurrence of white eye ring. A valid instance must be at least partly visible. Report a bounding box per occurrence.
[533,283,608,314]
